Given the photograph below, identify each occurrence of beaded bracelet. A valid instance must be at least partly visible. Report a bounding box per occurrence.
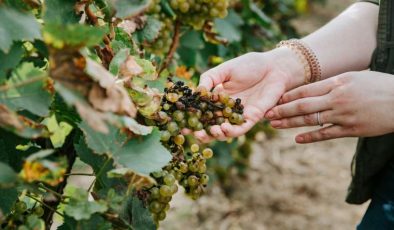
[277,39,322,84]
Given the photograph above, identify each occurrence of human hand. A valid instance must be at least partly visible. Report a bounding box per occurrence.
[266,71,394,143]
[194,49,305,142]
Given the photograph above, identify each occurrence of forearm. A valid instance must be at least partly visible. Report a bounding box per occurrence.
[270,2,379,90]
[302,2,379,79]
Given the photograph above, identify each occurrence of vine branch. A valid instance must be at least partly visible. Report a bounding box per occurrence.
[42,135,77,229]
[159,20,182,75]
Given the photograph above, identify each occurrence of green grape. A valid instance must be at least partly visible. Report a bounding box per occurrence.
[159,185,172,197]
[173,110,185,122]
[188,117,199,128]
[219,92,229,104]
[178,162,188,173]
[149,201,162,213]
[191,186,203,196]
[229,113,238,123]
[170,184,178,194]
[200,174,209,185]
[167,122,179,135]
[204,111,214,119]
[166,93,179,103]
[158,195,172,203]
[163,103,171,110]
[33,206,44,217]
[150,187,160,199]
[227,98,235,108]
[202,148,213,159]
[188,163,198,172]
[179,2,190,13]
[178,119,187,128]
[173,171,183,180]
[190,144,199,153]
[199,102,208,111]
[17,226,29,230]
[164,203,170,211]
[195,122,204,131]
[216,117,225,125]
[152,171,164,178]
[198,164,207,173]
[223,107,232,117]
[163,174,176,185]
[174,134,185,145]
[187,175,198,187]
[160,131,171,142]
[15,201,27,213]
[157,211,167,221]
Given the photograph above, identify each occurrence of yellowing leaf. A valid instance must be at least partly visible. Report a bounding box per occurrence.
[42,115,73,148]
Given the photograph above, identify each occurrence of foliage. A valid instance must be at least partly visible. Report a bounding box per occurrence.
[0,0,319,229]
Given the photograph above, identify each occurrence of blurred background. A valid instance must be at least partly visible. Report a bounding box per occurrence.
[161,0,368,229]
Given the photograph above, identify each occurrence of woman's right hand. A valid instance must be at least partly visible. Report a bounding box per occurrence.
[195,48,305,142]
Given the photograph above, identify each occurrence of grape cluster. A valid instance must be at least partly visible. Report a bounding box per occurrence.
[1,201,44,229]
[145,0,174,56]
[144,80,244,225]
[169,0,230,29]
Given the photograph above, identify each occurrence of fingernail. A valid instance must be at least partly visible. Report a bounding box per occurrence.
[296,136,304,143]
[266,111,275,119]
[270,120,282,127]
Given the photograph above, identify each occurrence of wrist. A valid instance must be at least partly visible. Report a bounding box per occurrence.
[266,47,306,90]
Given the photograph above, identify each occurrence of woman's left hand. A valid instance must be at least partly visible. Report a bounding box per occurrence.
[265,71,394,143]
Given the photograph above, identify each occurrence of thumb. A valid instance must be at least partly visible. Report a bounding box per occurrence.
[199,63,231,91]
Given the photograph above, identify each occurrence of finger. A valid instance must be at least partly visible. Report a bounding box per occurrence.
[209,125,229,141]
[194,130,215,143]
[199,64,230,91]
[270,110,336,129]
[281,78,335,103]
[181,128,193,135]
[266,96,331,120]
[295,125,349,144]
[221,119,255,137]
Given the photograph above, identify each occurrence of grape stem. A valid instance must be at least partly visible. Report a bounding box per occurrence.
[26,193,65,217]
[159,20,182,75]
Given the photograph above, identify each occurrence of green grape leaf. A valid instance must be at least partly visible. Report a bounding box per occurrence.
[109,48,129,75]
[79,120,127,155]
[136,16,163,43]
[43,24,106,49]
[134,57,157,80]
[0,162,17,188]
[80,121,171,175]
[59,214,112,230]
[214,10,243,43]
[129,196,156,230]
[43,0,80,25]
[0,7,42,52]
[0,188,18,215]
[64,186,108,221]
[180,30,205,49]
[108,0,150,19]
[0,42,24,84]
[0,63,52,117]
[42,115,73,148]
[115,129,171,175]
[74,135,116,190]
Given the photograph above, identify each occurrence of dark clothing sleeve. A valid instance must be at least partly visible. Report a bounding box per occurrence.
[358,0,379,5]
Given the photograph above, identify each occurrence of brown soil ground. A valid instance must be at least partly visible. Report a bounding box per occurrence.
[161,1,370,230]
